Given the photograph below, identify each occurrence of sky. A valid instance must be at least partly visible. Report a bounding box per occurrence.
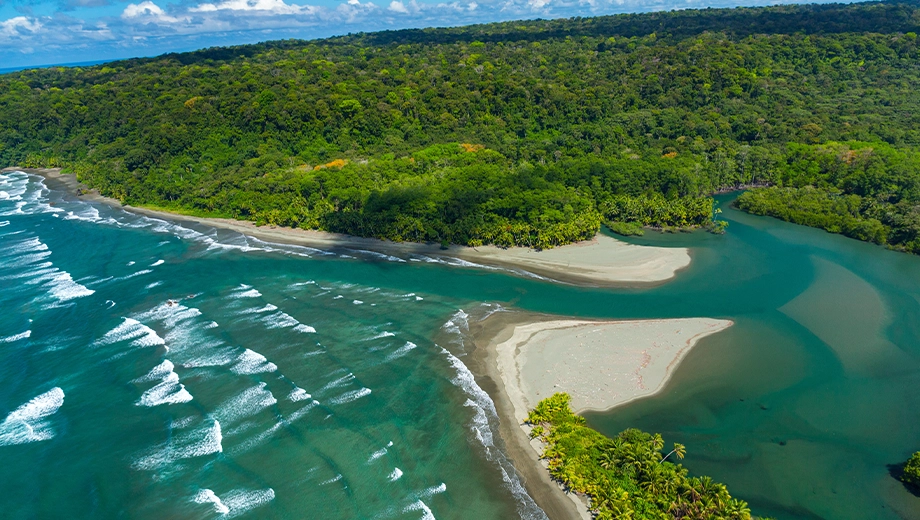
[0,0,821,69]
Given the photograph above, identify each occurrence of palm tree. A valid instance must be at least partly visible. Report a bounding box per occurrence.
[660,442,686,463]
[650,433,665,452]
[599,450,618,470]
[725,498,752,519]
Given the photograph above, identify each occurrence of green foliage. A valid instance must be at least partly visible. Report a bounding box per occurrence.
[736,142,920,252]
[1,2,919,247]
[607,221,645,236]
[903,451,920,488]
[528,393,759,519]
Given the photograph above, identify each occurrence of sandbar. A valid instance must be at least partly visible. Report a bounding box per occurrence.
[494,317,733,416]
[5,167,692,287]
[464,312,733,519]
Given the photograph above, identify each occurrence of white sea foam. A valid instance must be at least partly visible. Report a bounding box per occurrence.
[214,383,277,425]
[347,249,407,263]
[230,286,262,298]
[239,304,277,315]
[138,373,193,407]
[134,360,193,407]
[0,330,31,343]
[231,349,277,375]
[293,324,317,333]
[0,388,65,446]
[411,483,447,501]
[171,416,196,429]
[112,269,153,282]
[151,259,164,267]
[5,251,51,269]
[353,300,363,305]
[329,387,371,405]
[134,301,203,329]
[0,264,55,282]
[404,500,436,520]
[289,387,312,402]
[132,360,176,383]
[144,281,163,290]
[320,474,343,485]
[133,420,222,470]
[5,237,44,255]
[262,310,298,329]
[388,468,403,482]
[316,372,355,394]
[442,309,469,335]
[97,318,165,349]
[440,340,548,520]
[193,489,230,514]
[386,341,417,362]
[45,271,95,303]
[367,447,388,463]
[63,206,102,222]
[0,236,94,304]
[210,488,275,519]
[370,331,395,340]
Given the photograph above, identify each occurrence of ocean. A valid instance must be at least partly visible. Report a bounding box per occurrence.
[0,171,542,519]
[1,170,919,519]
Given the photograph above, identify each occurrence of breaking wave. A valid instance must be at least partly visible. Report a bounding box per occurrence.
[0,387,65,446]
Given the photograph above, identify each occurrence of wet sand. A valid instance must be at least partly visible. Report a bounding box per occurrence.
[465,311,733,519]
[5,167,692,287]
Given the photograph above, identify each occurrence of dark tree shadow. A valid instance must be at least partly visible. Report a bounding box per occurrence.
[887,462,920,498]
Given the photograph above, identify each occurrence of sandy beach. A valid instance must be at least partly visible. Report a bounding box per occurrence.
[464,312,733,520]
[4,167,692,287]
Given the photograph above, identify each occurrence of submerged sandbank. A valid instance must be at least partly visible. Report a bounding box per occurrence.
[7,167,692,287]
[465,312,733,520]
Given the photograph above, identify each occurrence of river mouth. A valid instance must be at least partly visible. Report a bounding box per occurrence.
[584,195,920,520]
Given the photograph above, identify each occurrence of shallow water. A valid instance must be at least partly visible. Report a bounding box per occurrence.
[586,196,920,520]
[1,172,919,519]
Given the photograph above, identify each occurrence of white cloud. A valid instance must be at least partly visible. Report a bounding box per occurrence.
[388,0,408,12]
[122,1,184,24]
[337,0,378,21]
[191,0,310,15]
[1,16,43,39]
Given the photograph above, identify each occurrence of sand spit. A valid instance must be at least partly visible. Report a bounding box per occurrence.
[465,312,733,520]
[493,317,733,417]
[6,167,692,287]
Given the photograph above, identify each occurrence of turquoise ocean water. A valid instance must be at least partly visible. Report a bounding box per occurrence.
[1,171,919,519]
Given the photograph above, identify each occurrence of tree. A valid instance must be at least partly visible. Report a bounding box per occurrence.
[660,442,686,463]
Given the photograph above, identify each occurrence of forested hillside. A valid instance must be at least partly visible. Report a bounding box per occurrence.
[2,1,920,249]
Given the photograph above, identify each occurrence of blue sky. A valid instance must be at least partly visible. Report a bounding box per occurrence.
[1,0,819,69]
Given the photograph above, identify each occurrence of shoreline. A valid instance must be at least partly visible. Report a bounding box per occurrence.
[4,167,692,287]
[463,311,733,520]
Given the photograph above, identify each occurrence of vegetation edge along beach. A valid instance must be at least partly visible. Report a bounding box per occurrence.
[2,1,920,254]
[463,311,739,519]
[526,393,766,519]
[6,167,692,286]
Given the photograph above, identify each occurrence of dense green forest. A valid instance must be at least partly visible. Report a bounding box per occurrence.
[2,1,920,248]
[903,451,920,490]
[527,393,763,519]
